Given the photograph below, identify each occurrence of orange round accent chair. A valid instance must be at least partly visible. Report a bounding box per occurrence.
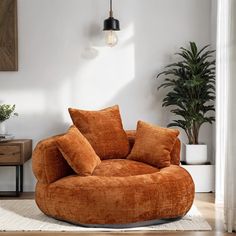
[32,131,194,226]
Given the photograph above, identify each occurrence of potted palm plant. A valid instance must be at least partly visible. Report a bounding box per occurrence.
[157,42,215,164]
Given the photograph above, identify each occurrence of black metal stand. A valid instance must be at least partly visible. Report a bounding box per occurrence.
[0,165,23,197]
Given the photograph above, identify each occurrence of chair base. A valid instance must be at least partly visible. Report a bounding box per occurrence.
[54,216,183,228]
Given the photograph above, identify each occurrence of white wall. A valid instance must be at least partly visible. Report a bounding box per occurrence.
[0,0,214,191]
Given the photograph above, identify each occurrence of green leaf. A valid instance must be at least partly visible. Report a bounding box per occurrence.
[0,104,18,122]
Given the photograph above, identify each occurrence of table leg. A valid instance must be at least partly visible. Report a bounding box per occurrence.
[20,165,23,192]
[16,166,20,196]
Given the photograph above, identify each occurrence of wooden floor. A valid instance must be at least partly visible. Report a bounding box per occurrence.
[0,193,231,236]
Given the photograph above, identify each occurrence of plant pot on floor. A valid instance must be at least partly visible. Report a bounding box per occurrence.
[185,144,208,165]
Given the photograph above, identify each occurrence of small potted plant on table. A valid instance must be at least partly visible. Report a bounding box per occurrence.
[157,42,215,164]
[0,104,18,136]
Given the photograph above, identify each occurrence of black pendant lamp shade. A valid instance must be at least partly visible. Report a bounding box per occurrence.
[103,0,120,31]
[103,17,120,31]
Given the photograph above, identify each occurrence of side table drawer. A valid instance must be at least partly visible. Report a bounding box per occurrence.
[0,146,21,163]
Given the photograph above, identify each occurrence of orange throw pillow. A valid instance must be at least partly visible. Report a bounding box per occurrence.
[68,105,130,160]
[127,121,179,168]
[56,126,101,176]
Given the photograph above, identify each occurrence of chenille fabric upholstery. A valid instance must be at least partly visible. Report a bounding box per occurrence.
[68,105,130,160]
[127,121,180,168]
[126,130,136,150]
[126,130,181,165]
[33,130,194,225]
[32,134,74,184]
[93,159,159,177]
[56,126,101,176]
[170,138,181,165]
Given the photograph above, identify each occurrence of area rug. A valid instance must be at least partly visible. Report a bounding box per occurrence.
[0,200,211,232]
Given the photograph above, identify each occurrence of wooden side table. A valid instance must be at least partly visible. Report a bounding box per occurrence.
[0,139,32,197]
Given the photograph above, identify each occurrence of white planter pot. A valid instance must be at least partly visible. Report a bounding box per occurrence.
[0,121,7,134]
[185,144,208,164]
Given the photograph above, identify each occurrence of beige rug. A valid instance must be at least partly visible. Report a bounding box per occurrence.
[0,200,211,232]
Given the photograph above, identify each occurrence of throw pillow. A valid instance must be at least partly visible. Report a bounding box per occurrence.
[127,121,179,168]
[56,126,101,176]
[68,105,130,160]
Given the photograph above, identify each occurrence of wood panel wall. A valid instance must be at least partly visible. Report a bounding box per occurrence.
[0,0,18,71]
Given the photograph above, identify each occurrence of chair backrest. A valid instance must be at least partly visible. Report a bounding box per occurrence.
[32,130,181,184]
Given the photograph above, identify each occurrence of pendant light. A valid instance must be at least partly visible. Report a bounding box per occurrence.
[103,0,120,47]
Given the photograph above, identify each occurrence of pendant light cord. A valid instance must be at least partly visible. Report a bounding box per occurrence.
[109,0,113,17]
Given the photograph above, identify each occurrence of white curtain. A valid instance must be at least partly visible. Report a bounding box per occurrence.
[216,0,236,232]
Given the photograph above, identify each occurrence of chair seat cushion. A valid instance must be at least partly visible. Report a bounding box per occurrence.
[92,159,159,177]
[35,165,194,225]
